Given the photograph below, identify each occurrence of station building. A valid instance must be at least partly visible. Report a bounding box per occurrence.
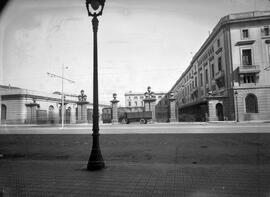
[159,11,270,122]
[0,85,108,124]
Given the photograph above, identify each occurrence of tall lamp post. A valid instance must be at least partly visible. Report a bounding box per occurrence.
[85,0,105,171]
[234,90,239,122]
[47,65,75,128]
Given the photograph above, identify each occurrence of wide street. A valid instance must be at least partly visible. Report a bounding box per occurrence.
[1,122,270,134]
[0,123,270,196]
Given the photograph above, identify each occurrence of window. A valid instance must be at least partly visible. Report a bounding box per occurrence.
[200,72,203,87]
[211,64,215,78]
[141,101,144,106]
[134,96,138,99]
[243,74,255,83]
[242,29,249,39]
[217,39,220,47]
[263,26,269,36]
[218,57,222,71]
[245,94,258,113]
[135,101,137,106]
[205,68,209,84]
[128,101,131,106]
[195,77,198,88]
[242,49,252,65]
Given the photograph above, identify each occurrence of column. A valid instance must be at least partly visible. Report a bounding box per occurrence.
[169,98,177,122]
[77,102,89,123]
[110,93,119,124]
[70,105,76,124]
[208,100,219,121]
[144,98,156,122]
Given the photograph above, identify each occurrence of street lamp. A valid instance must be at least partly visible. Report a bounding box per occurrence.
[234,90,239,122]
[85,0,105,171]
[47,65,75,128]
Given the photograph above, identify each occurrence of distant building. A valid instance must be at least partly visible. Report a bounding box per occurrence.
[159,11,270,122]
[125,90,166,107]
[0,85,109,124]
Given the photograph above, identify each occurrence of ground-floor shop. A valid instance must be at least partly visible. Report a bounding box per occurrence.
[176,87,270,122]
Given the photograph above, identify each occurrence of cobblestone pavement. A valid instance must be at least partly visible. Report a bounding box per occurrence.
[0,160,270,197]
[0,133,270,196]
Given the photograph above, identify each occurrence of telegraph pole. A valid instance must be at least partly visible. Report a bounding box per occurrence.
[47,65,75,128]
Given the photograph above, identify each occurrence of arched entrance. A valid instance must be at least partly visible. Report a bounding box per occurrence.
[1,104,7,120]
[245,94,258,113]
[48,105,55,124]
[216,103,224,121]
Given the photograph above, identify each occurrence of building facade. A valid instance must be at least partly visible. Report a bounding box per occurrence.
[160,11,270,122]
[0,85,108,124]
[125,90,166,107]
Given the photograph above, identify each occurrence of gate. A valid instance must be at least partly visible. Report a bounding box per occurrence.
[155,105,169,122]
[37,110,47,124]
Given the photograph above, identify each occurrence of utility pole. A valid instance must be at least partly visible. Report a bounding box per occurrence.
[47,65,75,128]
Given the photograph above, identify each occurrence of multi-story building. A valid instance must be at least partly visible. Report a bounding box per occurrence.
[125,90,166,107]
[160,11,270,122]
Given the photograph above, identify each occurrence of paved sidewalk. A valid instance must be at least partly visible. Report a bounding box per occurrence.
[1,120,270,129]
[0,160,269,197]
[1,123,270,135]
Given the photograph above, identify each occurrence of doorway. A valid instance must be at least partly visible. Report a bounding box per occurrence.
[216,103,224,121]
[1,104,7,120]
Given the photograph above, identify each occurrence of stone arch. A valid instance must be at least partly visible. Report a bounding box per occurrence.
[245,93,258,113]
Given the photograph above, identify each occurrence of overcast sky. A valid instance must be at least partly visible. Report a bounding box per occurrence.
[1,0,270,105]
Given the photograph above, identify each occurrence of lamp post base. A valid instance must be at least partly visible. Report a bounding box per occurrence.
[87,146,105,171]
[87,160,105,171]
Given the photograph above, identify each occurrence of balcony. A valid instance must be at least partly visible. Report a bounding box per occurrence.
[238,65,260,74]
[214,70,225,80]
[191,87,198,96]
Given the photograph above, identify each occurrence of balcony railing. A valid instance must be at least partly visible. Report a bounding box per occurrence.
[238,65,260,74]
[214,70,225,80]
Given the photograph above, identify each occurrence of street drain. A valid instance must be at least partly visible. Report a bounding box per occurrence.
[192,161,197,164]
[200,145,208,148]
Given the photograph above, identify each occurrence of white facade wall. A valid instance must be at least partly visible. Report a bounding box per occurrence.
[125,92,165,107]
[168,11,270,122]
[1,98,27,124]
[230,22,270,86]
